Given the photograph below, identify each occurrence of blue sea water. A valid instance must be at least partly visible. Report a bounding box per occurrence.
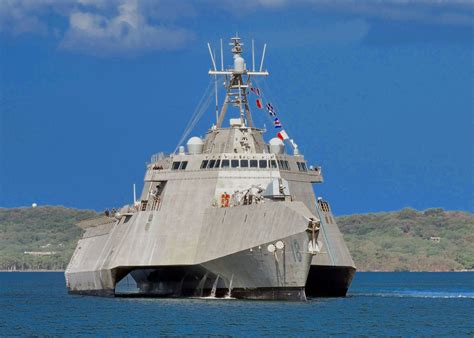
[1,272,473,336]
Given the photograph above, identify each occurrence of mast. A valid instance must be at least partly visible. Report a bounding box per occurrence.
[208,36,269,129]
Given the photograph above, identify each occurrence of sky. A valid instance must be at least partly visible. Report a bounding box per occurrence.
[0,0,473,215]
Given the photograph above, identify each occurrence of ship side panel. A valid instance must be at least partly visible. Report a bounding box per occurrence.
[109,173,219,267]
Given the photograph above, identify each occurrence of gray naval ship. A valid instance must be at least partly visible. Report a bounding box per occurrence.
[65,37,355,301]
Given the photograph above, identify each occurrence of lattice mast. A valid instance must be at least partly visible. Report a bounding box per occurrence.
[208,36,269,129]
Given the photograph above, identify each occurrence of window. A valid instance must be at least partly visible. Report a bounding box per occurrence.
[180,161,188,170]
[172,161,181,170]
[270,160,277,169]
[278,160,289,170]
[215,159,221,168]
[209,159,216,168]
[221,159,230,168]
[259,160,267,168]
[296,162,302,171]
[231,159,239,168]
[250,160,258,168]
[200,160,208,169]
[301,162,307,171]
[241,159,249,168]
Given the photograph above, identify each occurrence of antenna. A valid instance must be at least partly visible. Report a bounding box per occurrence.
[252,39,255,72]
[133,183,137,205]
[259,43,267,72]
[207,42,217,70]
[220,38,224,71]
[213,48,219,123]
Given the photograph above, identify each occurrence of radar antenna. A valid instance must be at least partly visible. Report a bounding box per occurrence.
[207,37,269,129]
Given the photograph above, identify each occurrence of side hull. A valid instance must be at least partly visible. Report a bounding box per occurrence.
[305,265,356,297]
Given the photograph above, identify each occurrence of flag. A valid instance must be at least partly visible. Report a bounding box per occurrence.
[268,110,276,117]
[266,103,274,112]
[277,130,289,140]
[274,118,282,128]
[250,87,260,96]
[256,99,263,109]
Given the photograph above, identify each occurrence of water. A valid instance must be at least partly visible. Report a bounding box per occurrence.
[1,272,473,335]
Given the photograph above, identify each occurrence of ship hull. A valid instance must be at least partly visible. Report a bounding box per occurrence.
[65,201,320,301]
[69,231,313,301]
[305,265,356,297]
[304,202,357,297]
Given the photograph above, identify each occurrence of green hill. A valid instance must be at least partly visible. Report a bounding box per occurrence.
[0,206,97,270]
[338,208,474,271]
[0,206,472,271]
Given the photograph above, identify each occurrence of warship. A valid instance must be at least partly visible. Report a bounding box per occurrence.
[65,37,355,300]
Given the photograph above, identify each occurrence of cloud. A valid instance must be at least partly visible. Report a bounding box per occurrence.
[59,1,194,56]
[0,0,472,57]
[0,0,51,35]
[312,0,474,27]
[261,19,371,48]
[217,0,474,27]
[0,0,195,56]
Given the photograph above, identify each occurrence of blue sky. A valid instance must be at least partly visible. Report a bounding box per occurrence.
[0,0,473,215]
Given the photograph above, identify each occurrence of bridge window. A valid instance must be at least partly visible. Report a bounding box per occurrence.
[250,160,258,168]
[231,159,239,168]
[221,159,230,168]
[215,159,221,168]
[241,159,249,168]
[209,159,216,168]
[296,162,307,171]
[200,160,209,169]
[172,161,181,170]
[180,161,188,170]
[278,160,289,170]
[259,160,267,168]
[270,160,277,168]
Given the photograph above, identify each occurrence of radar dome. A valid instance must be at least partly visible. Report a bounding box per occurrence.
[187,136,204,154]
[234,55,245,73]
[269,137,284,154]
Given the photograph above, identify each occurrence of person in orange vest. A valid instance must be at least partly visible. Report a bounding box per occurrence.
[221,192,227,208]
[224,192,230,207]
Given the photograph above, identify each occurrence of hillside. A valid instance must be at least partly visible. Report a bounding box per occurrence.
[0,206,473,271]
[0,206,97,270]
[338,208,474,271]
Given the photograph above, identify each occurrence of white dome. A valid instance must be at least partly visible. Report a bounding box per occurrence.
[187,136,204,154]
[269,138,284,146]
[187,136,203,145]
[269,137,284,154]
[234,55,245,73]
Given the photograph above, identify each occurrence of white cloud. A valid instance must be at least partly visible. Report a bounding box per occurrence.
[0,0,194,56]
[0,0,471,56]
[59,0,194,56]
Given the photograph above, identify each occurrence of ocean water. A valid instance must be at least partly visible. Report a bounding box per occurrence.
[1,272,473,336]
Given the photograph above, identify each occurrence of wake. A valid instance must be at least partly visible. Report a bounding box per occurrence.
[351,290,474,299]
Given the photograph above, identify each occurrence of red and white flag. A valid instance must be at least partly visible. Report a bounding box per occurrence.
[277,130,289,141]
[256,99,263,109]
